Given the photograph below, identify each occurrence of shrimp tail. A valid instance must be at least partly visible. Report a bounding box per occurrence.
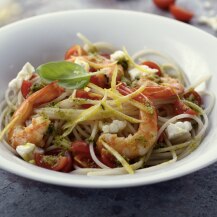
[12,82,64,125]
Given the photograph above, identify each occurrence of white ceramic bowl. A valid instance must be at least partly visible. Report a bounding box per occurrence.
[0,10,217,188]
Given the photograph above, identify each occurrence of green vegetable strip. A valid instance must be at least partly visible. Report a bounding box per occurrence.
[101,140,134,174]
[62,103,102,136]
[111,65,118,91]
[77,32,97,53]
[36,107,114,121]
[108,89,153,114]
[63,92,108,136]
[182,99,204,115]
[123,47,158,74]
[101,102,142,123]
[89,82,153,114]
[0,115,19,141]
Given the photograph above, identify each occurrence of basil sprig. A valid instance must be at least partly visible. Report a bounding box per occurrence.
[36,61,91,89]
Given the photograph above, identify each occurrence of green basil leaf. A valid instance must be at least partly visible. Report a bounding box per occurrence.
[36,61,90,89]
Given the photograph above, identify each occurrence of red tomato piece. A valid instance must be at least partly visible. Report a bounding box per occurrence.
[183,90,202,106]
[76,90,102,108]
[71,141,91,156]
[34,153,68,171]
[174,100,197,115]
[21,80,32,98]
[142,61,162,76]
[90,74,107,88]
[61,151,74,172]
[76,90,102,100]
[100,148,116,168]
[43,149,74,172]
[74,155,97,168]
[64,45,87,60]
[153,0,175,10]
[71,141,98,168]
[170,5,194,22]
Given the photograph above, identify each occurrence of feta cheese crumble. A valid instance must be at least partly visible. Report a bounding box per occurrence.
[9,62,34,91]
[110,50,127,62]
[74,57,90,72]
[128,65,157,81]
[102,120,127,134]
[166,121,192,140]
[16,143,36,161]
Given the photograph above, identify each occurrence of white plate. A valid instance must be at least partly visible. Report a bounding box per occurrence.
[0,10,217,188]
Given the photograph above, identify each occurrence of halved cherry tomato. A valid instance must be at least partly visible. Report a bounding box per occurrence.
[21,80,32,98]
[34,153,68,171]
[142,61,162,76]
[46,149,74,172]
[71,141,98,168]
[100,148,116,168]
[183,90,202,106]
[90,74,107,88]
[170,5,194,22]
[64,45,87,60]
[153,0,175,10]
[62,151,74,172]
[71,141,90,156]
[76,90,102,108]
[74,155,97,168]
[174,100,197,115]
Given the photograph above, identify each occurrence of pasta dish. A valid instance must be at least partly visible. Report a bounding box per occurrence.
[0,33,214,176]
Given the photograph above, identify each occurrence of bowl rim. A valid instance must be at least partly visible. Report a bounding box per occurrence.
[0,9,217,188]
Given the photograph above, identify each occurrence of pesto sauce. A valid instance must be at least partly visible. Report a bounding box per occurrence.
[119,59,129,70]
[46,123,55,136]
[53,136,71,150]
[43,155,58,166]
[31,83,44,93]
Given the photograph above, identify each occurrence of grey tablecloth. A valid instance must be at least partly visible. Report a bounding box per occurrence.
[0,1,217,217]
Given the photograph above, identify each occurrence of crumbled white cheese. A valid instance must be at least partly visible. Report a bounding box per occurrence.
[16,143,36,161]
[175,121,192,132]
[74,57,90,72]
[110,50,127,62]
[166,121,192,140]
[8,62,34,90]
[128,65,157,81]
[198,16,217,31]
[102,120,127,134]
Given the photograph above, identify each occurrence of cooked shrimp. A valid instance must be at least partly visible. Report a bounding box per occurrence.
[8,82,64,148]
[9,116,50,148]
[97,97,158,160]
[139,75,184,101]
